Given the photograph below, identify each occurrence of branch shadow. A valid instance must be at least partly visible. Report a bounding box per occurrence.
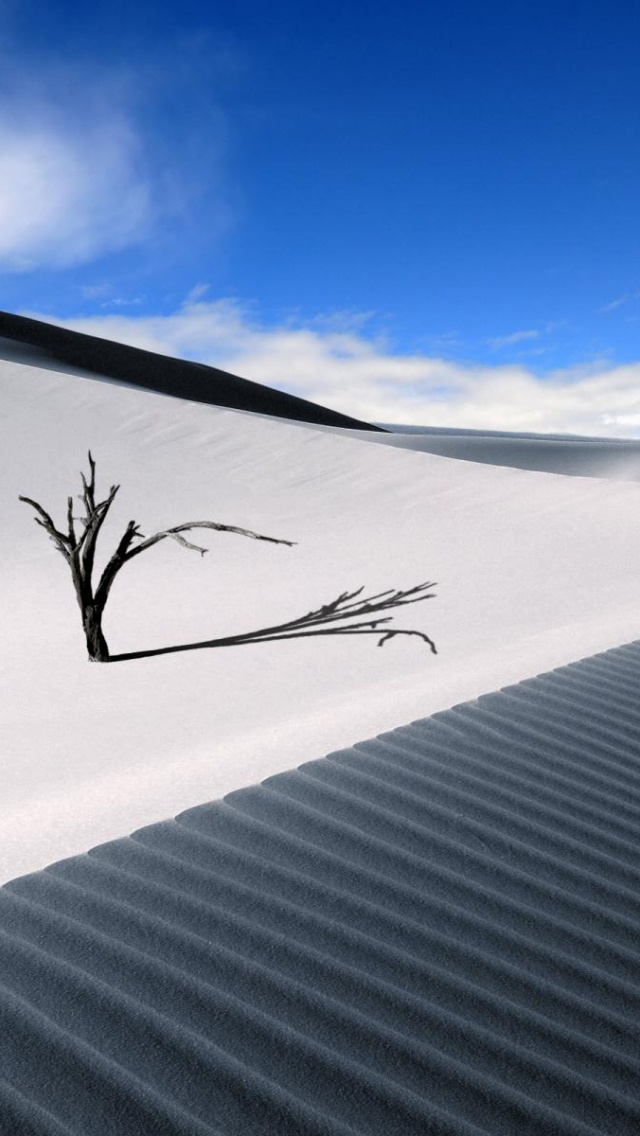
[108,582,438,663]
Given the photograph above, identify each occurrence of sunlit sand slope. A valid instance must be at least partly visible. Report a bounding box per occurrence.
[2,347,640,881]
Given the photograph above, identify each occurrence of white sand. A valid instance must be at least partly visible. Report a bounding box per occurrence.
[2,352,640,883]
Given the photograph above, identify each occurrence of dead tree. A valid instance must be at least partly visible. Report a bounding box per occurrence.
[19,452,295,661]
[20,453,438,663]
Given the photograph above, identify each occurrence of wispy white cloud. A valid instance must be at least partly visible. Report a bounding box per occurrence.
[0,35,235,274]
[27,296,640,438]
[599,296,629,314]
[102,297,144,308]
[0,100,153,272]
[598,291,640,314]
[488,329,541,349]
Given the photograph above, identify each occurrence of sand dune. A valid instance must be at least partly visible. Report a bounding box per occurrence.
[0,309,381,430]
[365,425,640,480]
[2,323,640,882]
[2,317,640,1134]
[1,640,639,1135]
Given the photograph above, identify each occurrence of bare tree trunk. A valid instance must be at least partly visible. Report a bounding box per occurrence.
[82,604,109,662]
[19,453,293,662]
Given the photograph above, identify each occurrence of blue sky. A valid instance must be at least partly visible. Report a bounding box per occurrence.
[2,0,640,433]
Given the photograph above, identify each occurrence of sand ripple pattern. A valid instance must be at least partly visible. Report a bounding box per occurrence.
[2,641,640,1134]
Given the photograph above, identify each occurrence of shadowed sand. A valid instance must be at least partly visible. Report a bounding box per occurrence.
[2,641,640,1135]
[368,425,640,480]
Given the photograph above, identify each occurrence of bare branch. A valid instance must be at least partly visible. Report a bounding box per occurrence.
[48,536,72,560]
[19,495,66,538]
[77,450,99,524]
[94,519,142,610]
[122,520,296,561]
[75,485,119,559]
[18,495,72,559]
[66,496,76,546]
[167,532,209,555]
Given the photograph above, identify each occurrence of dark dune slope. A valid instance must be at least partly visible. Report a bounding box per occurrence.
[2,640,640,1134]
[0,310,383,430]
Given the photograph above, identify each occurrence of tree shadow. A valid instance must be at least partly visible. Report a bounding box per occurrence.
[108,583,438,663]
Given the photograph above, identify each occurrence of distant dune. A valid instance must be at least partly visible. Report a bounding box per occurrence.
[0,309,383,431]
[368,423,640,480]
